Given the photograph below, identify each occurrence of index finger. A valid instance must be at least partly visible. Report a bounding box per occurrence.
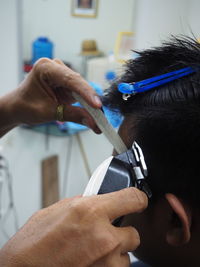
[35,58,102,108]
[98,187,148,221]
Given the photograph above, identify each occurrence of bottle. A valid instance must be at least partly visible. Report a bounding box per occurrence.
[32,37,53,64]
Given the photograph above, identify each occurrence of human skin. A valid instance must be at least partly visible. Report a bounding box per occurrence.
[0,188,148,267]
[0,58,102,137]
[0,61,148,266]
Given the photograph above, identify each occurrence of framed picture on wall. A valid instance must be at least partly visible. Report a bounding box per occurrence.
[72,0,98,18]
[114,32,134,63]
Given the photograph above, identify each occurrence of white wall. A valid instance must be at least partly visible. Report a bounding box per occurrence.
[0,0,113,247]
[0,127,112,246]
[22,0,135,72]
[187,0,200,38]
[0,0,23,95]
[133,0,191,50]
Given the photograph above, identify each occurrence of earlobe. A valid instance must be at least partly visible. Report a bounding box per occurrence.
[165,193,192,246]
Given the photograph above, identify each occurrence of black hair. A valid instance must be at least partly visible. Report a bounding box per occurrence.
[103,36,200,208]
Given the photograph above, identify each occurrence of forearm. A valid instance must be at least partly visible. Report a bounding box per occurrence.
[0,90,20,137]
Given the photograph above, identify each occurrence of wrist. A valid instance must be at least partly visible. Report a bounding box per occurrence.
[0,90,21,132]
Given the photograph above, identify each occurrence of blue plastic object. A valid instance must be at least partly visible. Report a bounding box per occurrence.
[32,37,53,64]
[58,82,123,135]
[118,83,135,94]
[118,67,196,95]
[105,71,116,81]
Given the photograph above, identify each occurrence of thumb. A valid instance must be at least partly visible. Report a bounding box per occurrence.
[98,187,148,221]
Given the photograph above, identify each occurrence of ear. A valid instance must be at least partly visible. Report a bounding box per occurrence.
[165,193,192,246]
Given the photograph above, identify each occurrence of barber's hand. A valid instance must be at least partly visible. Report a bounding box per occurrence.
[0,188,148,267]
[12,58,102,133]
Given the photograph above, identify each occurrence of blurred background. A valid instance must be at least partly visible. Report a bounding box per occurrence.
[0,0,199,249]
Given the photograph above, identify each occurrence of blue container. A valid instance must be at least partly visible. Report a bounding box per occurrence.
[32,37,53,64]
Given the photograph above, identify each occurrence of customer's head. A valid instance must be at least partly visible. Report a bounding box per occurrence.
[103,36,200,267]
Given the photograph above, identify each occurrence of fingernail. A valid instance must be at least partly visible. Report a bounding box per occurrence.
[82,118,90,128]
[93,95,102,106]
[94,127,102,134]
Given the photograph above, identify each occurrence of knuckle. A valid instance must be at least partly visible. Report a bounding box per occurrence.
[64,71,82,85]
[68,199,85,215]
[85,201,100,219]
[33,58,52,78]
[98,232,120,254]
[35,57,51,65]
[33,57,51,70]
[53,58,62,63]
[68,198,99,220]
[72,71,81,79]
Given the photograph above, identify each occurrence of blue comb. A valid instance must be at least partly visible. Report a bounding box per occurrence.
[118,66,196,100]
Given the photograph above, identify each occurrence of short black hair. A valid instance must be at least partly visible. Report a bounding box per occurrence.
[103,36,200,208]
